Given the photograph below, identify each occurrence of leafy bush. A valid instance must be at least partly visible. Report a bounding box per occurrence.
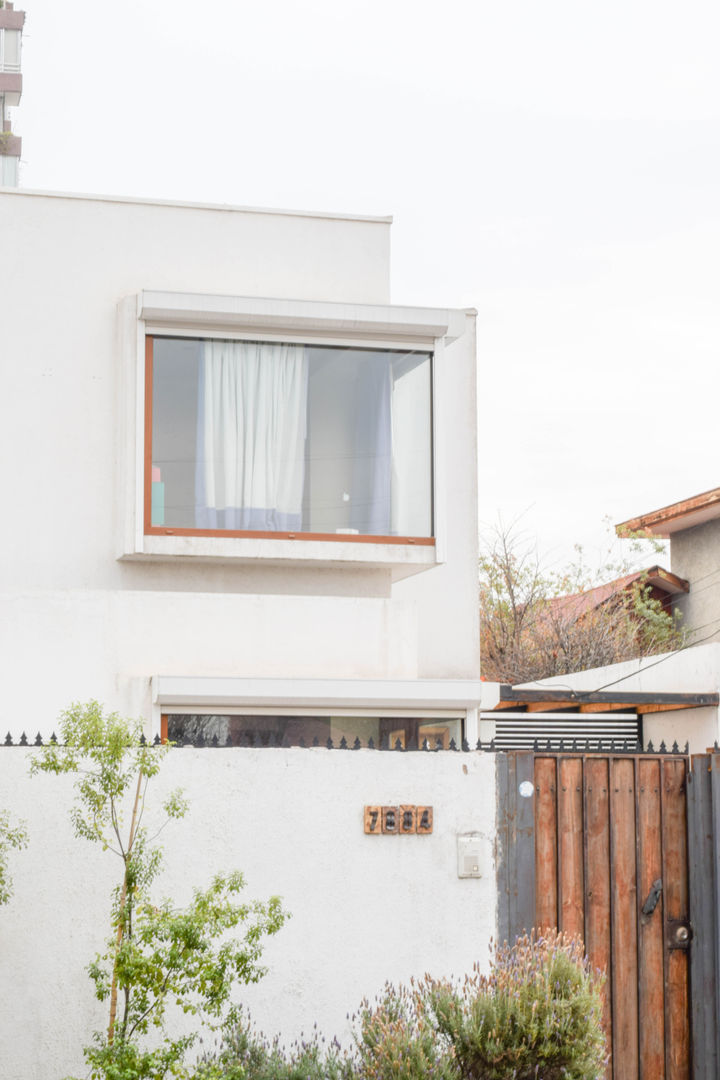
[429,931,606,1079]
[0,808,28,906]
[351,981,455,1080]
[194,1015,347,1080]
[199,931,606,1080]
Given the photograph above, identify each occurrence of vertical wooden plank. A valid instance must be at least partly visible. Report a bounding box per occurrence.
[584,755,612,1080]
[558,756,585,939]
[535,755,558,933]
[637,757,665,1080]
[687,754,716,1080]
[611,757,639,1080]
[662,757,690,1080]
[495,753,511,947]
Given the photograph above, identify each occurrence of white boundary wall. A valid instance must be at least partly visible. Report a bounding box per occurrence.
[0,747,496,1080]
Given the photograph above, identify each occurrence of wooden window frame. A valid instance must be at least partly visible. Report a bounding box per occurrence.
[144,334,436,547]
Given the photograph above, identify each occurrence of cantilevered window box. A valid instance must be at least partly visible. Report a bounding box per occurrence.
[117,291,467,577]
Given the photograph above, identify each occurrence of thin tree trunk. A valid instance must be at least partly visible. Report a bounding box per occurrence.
[108,770,144,1044]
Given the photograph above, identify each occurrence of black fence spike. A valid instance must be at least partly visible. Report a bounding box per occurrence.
[153,733,161,746]
[4,733,12,746]
[225,733,233,748]
[488,738,496,752]
[19,732,28,746]
[195,732,206,748]
[313,736,320,747]
[421,737,429,751]
[462,737,470,752]
[381,733,390,751]
[659,740,667,754]
[685,741,690,754]
[352,736,361,750]
[671,740,680,754]
[407,733,418,751]
[33,732,42,746]
[715,741,720,752]
[211,733,219,747]
[326,737,334,750]
[339,736,348,750]
[394,737,404,752]
[646,740,655,753]
[139,733,147,746]
[50,732,58,744]
[477,738,484,751]
[367,736,375,750]
[298,736,306,749]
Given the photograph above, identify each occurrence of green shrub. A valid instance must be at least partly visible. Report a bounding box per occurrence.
[352,981,455,1080]
[428,931,606,1080]
[196,930,605,1080]
[194,1014,348,1080]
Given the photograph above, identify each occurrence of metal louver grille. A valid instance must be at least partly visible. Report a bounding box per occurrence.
[483,711,641,751]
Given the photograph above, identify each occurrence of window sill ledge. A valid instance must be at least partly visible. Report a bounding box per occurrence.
[119,534,440,578]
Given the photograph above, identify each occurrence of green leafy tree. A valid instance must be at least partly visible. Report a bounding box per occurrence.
[0,808,28,906]
[31,701,287,1080]
[479,522,684,683]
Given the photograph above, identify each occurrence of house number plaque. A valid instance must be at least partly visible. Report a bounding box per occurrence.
[364,806,433,834]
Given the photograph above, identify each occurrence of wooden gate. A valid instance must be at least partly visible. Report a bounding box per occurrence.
[497,750,691,1080]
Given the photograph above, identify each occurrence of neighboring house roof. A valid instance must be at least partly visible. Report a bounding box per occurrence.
[617,486,720,538]
[547,566,689,622]
[490,684,718,715]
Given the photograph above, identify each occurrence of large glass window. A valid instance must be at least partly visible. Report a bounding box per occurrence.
[146,336,433,540]
[164,714,461,748]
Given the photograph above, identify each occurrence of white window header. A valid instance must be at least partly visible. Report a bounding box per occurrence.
[139,291,468,346]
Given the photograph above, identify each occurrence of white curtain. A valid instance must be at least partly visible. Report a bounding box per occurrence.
[195,340,308,530]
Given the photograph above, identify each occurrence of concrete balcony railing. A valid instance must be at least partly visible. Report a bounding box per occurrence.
[0,8,25,31]
[0,130,20,155]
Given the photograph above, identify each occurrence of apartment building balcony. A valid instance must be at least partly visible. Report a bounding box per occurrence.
[0,129,20,156]
[0,71,20,105]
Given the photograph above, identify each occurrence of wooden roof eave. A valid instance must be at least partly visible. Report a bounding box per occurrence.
[493,685,719,715]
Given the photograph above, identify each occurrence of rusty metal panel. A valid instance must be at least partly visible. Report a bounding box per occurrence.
[496,752,535,945]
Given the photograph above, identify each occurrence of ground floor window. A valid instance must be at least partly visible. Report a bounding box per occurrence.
[163,713,462,748]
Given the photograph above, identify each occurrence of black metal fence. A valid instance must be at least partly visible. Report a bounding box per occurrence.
[1,731,693,752]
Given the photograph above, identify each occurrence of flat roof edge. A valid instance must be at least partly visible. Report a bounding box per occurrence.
[0,186,393,224]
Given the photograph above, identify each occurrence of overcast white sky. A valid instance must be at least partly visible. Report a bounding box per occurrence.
[13,0,720,572]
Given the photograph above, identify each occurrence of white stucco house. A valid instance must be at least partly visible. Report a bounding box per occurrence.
[1,187,484,746]
[0,187,496,1080]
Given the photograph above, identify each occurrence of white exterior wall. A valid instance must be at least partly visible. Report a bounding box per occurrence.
[670,517,720,643]
[0,189,479,738]
[0,746,496,1080]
